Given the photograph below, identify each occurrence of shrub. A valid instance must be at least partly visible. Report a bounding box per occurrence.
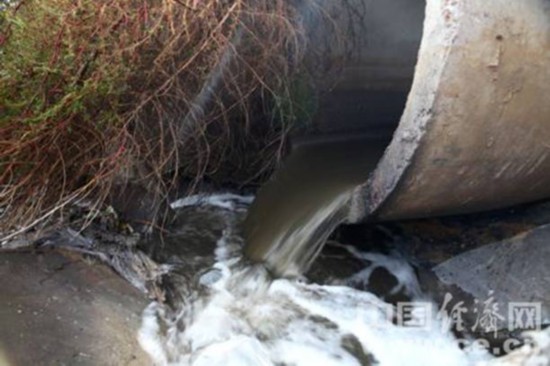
[0,0,317,237]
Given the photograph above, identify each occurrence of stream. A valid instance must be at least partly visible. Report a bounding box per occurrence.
[136,194,494,365]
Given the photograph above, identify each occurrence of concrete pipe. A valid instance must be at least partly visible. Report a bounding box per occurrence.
[327,0,550,221]
[243,0,550,275]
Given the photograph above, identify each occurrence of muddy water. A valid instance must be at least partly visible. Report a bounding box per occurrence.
[244,131,391,277]
[138,195,490,365]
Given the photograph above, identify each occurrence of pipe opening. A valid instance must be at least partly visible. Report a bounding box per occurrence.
[243,0,428,275]
[313,0,426,139]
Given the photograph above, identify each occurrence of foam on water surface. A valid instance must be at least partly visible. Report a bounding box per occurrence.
[138,215,492,365]
[170,194,254,210]
[340,244,423,299]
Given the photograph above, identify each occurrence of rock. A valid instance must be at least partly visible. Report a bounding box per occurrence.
[434,224,550,331]
[0,249,150,365]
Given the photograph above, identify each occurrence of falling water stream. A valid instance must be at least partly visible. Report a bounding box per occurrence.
[139,220,486,366]
[244,132,391,277]
[136,129,499,365]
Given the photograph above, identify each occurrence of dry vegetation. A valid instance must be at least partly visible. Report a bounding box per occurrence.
[0,0,358,239]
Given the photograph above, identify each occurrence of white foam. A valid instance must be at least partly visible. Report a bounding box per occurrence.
[341,245,422,299]
[138,303,169,365]
[170,194,254,210]
[138,234,492,366]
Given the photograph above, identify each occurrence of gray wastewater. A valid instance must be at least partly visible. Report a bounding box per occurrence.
[134,134,537,365]
[132,0,549,357]
[243,132,390,277]
[138,195,480,366]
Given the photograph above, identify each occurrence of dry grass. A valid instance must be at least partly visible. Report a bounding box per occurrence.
[0,0,359,239]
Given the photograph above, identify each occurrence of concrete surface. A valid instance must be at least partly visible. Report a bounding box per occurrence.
[311,0,424,133]
[434,223,550,329]
[0,250,150,366]
[343,0,550,221]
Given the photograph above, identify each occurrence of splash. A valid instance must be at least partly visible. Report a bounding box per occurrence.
[138,213,490,366]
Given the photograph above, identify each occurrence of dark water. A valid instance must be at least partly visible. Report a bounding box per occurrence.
[244,131,391,277]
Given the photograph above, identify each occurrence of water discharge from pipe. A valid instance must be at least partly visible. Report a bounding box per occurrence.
[244,131,391,277]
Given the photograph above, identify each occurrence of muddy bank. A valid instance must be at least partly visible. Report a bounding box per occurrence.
[0,249,150,366]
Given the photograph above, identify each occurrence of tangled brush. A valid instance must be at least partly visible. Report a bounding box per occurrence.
[0,0,360,239]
